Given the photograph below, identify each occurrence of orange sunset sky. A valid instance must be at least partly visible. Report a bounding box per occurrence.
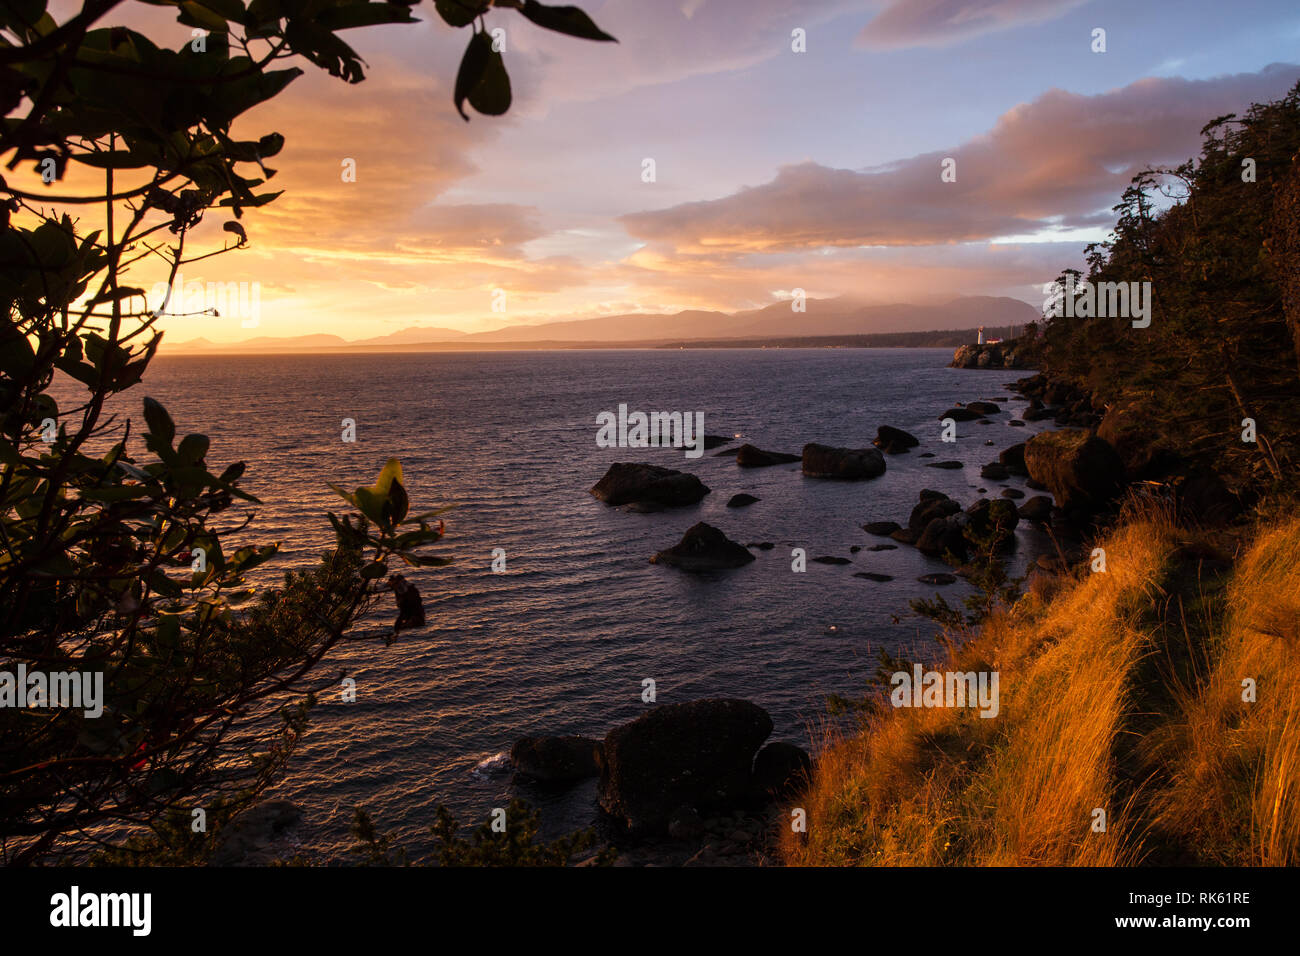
[20,0,1300,342]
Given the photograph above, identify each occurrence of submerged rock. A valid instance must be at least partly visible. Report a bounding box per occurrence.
[917,573,958,585]
[511,735,602,783]
[863,520,902,536]
[726,493,759,508]
[736,443,801,467]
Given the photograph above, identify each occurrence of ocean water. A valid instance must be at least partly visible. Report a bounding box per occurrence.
[62,348,1055,861]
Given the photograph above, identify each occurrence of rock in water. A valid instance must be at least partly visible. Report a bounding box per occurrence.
[909,492,960,532]
[651,522,756,571]
[916,517,968,561]
[999,441,1028,474]
[863,520,901,536]
[938,406,982,422]
[1024,431,1124,517]
[1018,495,1054,521]
[598,699,773,834]
[735,443,802,467]
[726,493,759,508]
[510,735,602,783]
[917,573,957,585]
[590,462,710,509]
[801,443,886,480]
[873,425,920,454]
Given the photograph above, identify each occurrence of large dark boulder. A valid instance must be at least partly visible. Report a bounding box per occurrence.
[591,462,709,509]
[735,443,801,467]
[1024,430,1124,517]
[916,517,968,561]
[1096,404,1178,479]
[511,735,602,783]
[938,406,982,422]
[802,443,886,480]
[598,699,773,834]
[873,425,920,454]
[1018,495,1054,521]
[1022,404,1061,422]
[751,742,812,800]
[651,522,755,571]
[999,442,1027,474]
[966,401,1001,416]
[909,493,960,531]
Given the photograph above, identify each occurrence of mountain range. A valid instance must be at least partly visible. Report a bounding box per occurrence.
[164,296,1039,352]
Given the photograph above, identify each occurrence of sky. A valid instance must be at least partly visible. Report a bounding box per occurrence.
[33,0,1300,341]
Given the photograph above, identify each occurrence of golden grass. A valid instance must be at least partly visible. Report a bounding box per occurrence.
[783,511,1300,867]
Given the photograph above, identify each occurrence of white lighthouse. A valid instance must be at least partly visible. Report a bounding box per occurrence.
[977,326,985,345]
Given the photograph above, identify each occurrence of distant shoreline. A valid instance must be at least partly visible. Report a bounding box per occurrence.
[159,326,1024,356]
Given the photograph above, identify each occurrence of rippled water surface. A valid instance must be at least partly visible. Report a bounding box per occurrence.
[65,348,1053,861]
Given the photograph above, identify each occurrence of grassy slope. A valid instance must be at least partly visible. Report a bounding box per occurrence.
[783,505,1300,866]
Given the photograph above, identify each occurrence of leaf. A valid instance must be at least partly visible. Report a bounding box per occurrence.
[520,1,616,42]
[466,36,511,117]
[360,560,388,579]
[328,482,362,510]
[317,2,420,31]
[453,29,490,121]
[176,433,210,465]
[386,477,409,524]
[373,457,404,496]
[179,1,230,33]
[142,396,175,449]
[435,0,486,28]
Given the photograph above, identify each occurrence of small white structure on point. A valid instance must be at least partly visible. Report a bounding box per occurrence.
[977,326,985,345]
